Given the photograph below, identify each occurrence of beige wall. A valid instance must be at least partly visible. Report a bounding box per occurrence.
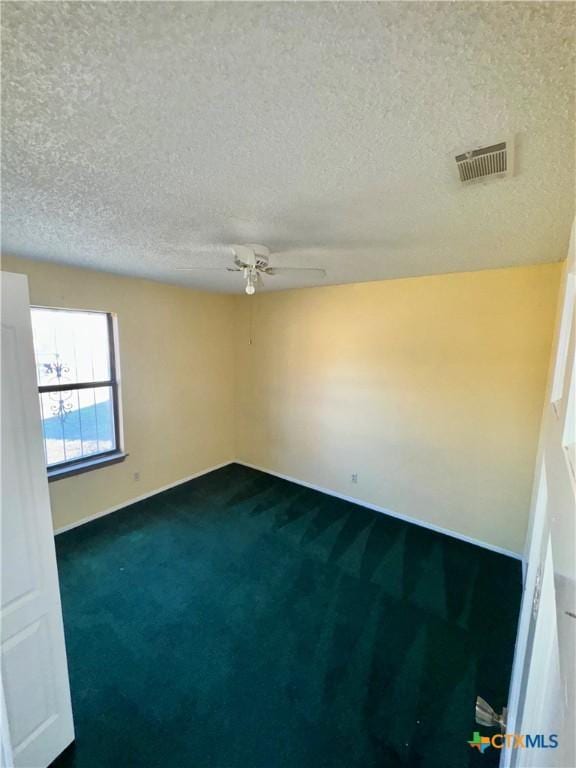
[2,256,561,552]
[2,255,237,531]
[235,264,561,555]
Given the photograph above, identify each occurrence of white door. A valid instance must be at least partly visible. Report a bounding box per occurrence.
[504,226,575,767]
[1,272,74,767]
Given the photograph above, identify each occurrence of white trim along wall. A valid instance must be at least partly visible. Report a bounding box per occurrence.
[54,461,233,535]
[55,459,521,561]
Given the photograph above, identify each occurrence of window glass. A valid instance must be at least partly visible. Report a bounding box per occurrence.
[32,308,111,386]
[31,308,119,470]
[39,387,116,466]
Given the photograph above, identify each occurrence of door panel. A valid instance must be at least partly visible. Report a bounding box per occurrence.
[1,272,74,767]
[516,539,562,767]
[504,223,575,767]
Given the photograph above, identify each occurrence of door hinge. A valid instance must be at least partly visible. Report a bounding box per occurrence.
[532,565,543,621]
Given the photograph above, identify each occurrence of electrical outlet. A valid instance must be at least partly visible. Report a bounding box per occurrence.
[133,472,140,482]
[351,473,358,484]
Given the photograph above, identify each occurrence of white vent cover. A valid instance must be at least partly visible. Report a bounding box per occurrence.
[455,141,512,184]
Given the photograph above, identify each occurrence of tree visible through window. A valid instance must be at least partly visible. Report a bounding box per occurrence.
[31,307,120,471]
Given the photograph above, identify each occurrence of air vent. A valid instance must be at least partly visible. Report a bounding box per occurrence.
[455,141,511,184]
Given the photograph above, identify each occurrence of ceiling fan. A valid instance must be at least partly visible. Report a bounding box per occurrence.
[176,244,326,295]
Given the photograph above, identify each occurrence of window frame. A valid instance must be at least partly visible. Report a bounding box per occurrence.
[32,306,126,480]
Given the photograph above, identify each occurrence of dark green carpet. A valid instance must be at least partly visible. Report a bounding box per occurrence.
[54,463,521,768]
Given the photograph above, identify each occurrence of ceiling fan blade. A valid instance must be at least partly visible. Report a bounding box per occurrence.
[265,267,326,277]
[168,244,235,256]
[175,267,241,272]
[233,244,257,267]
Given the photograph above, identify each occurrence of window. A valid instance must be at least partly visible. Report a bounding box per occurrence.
[31,307,124,479]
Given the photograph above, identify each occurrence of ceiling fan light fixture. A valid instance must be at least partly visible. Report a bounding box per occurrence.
[245,268,257,295]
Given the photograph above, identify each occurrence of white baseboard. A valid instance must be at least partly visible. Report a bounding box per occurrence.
[237,460,522,561]
[55,457,522,560]
[54,460,234,535]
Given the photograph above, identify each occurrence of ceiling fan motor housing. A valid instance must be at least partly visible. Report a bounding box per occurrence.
[233,244,270,271]
[254,253,270,270]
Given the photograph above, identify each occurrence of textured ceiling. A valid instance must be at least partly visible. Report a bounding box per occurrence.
[2,2,574,293]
